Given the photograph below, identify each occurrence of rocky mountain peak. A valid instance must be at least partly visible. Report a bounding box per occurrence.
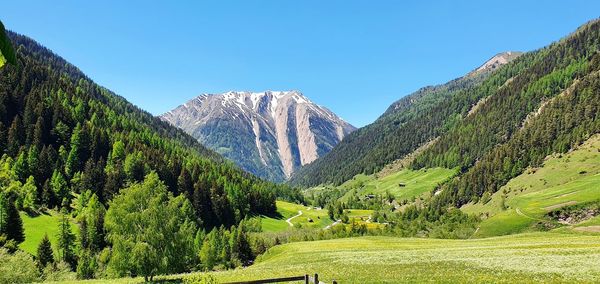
[161,90,355,182]
[472,51,523,75]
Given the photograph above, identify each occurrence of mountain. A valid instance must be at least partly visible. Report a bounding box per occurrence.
[0,31,302,230]
[299,18,600,240]
[161,90,355,182]
[416,19,600,208]
[290,51,523,187]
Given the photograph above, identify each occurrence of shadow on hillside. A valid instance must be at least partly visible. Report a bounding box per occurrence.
[149,280,182,284]
[260,211,284,220]
[23,208,52,218]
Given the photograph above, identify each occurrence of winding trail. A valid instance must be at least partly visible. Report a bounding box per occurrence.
[470,227,480,239]
[516,208,544,222]
[324,220,341,230]
[286,210,303,227]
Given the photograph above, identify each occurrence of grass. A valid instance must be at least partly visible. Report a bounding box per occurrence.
[205,232,600,283]
[70,232,600,283]
[309,167,456,203]
[57,232,600,283]
[19,210,77,255]
[256,201,375,232]
[255,201,333,232]
[462,134,600,237]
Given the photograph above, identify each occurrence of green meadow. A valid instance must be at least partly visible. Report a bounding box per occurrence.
[19,211,77,255]
[256,201,333,232]
[206,233,600,283]
[308,167,456,203]
[463,135,600,237]
[61,232,600,284]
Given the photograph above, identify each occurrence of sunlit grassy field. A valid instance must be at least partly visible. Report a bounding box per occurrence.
[463,135,600,237]
[56,232,600,284]
[256,201,376,233]
[19,211,77,255]
[256,201,333,232]
[309,167,456,203]
[206,232,600,283]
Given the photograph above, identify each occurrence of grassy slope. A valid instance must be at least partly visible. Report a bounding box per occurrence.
[462,134,600,237]
[19,211,78,255]
[258,201,375,232]
[309,167,456,203]
[57,232,600,284]
[257,201,333,232]
[194,232,600,283]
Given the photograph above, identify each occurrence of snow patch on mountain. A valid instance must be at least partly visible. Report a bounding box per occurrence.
[161,90,356,181]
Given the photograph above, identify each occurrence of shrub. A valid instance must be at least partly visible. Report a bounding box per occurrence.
[183,273,218,284]
[0,248,39,284]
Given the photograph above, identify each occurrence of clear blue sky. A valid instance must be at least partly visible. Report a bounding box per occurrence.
[2,1,599,127]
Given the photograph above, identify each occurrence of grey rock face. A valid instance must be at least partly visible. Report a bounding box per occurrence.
[161,91,355,182]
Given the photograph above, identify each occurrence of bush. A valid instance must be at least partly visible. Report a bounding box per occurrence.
[183,273,218,284]
[0,248,39,284]
[43,261,77,282]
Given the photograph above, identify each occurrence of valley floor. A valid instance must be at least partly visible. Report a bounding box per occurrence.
[206,232,600,283]
[60,232,600,283]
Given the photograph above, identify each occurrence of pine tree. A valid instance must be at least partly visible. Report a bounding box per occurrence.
[36,233,54,270]
[65,124,82,177]
[57,213,76,269]
[1,197,25,243]
[33,117,45,147]
[177,168,193,198]
[12,152,28,182]
[21,176,38,211]
[41,179,56,208]
[50,170,69,206]
[233,226,253,266]
[7,115,24,156]
[79,218,89,250]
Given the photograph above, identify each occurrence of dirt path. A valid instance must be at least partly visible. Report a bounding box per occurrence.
[286,210,302,227]
[324,220,341,230]
[543,201,577,211]
[574,226,600,233]
[470,227,480,239]
[516,208,545,222]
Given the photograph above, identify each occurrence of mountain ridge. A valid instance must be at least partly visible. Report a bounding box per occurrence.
[161,90,355,182]
[290,50,522,187]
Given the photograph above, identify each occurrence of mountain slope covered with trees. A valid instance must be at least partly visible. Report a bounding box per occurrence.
[0,29,301,280]
[418,19,600,211]
[290,52,523,187]
[295,19,600,241]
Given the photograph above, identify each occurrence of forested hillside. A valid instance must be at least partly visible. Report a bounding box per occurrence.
[0,31,303,224]
[419,19,600,211]
[293,19,600,241]
[290,52,523,187]
[0,30,306,280]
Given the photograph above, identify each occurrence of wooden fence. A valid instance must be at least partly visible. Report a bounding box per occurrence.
[223,273,337,284]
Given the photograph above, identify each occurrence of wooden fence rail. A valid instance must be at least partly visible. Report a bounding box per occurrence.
[223,273,337,284]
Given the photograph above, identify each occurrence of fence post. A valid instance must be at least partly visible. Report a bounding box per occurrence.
[314,273,319,284]
[305,274,309,284]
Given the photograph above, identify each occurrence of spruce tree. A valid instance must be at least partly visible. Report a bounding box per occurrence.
[1,197,25,244]
[57,213,76,269]
[234,227,253,266]
[36,233,54,270]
